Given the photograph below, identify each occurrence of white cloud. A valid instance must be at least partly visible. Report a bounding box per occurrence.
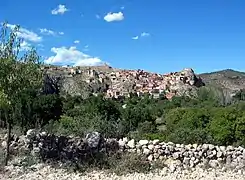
[19,41,32,51]
[121,6,125,10]
[132,36,139,40]
[141,32,150,37]
[44,46,105,66]
[18,41,45,52]
[39,28,64,36]
[37,44,45,51]
[6,24,42,42]
[83,45,89,51]
[96,14,101,19]
[74,40,80,44]
[51,4,68,15]
[104,12,124,22]
[37,44,44,47]
[132,32,150,40]
[39,28,55,36]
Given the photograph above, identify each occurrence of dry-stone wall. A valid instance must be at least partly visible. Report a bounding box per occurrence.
[122,139,245,171]
[1,129,245,172]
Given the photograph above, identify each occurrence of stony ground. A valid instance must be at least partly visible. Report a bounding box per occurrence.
[1,164,245,180]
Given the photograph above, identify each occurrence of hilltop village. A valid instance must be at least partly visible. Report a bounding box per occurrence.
[42,64,204,99]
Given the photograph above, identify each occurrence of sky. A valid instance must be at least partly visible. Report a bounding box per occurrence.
[1,0,245,74]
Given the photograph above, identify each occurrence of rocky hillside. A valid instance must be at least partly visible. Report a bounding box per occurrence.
[199,69,245,95]
[43,65,204,99]
[43,65,245,99]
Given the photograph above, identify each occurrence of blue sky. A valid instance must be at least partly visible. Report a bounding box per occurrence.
[1,0,245,74]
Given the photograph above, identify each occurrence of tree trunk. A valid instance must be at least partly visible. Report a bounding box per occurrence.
[4,120,12,166]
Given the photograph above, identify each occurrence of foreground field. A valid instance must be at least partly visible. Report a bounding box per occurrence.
[1,164,244,180]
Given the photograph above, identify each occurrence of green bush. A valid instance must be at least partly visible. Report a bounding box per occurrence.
[137,121,155,135]
[142,133,166,142]
[208,108,239,146]
[163,108,212,144]
[235,115,245,146]
[166,128,212,144]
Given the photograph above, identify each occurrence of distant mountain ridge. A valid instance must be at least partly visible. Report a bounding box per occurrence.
[198,69,245,94]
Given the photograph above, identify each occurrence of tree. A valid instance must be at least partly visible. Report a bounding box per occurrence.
[233,89,245,102]
[235,114,245,146]
[0,22,43,165]
[0,90,10,127]
[32,94,63,127]
[208,107,239,145]
[164,108,212,144]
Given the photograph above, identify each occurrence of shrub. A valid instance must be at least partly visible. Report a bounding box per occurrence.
[107,153,151,175]
[208,107,239,145]
[45,114,125,138]
[234,115,245,146]
[167,128,212,144]
[165,108,210,132]
[137,121,155,135]
[142,133,166,142]
[163,108,212,144]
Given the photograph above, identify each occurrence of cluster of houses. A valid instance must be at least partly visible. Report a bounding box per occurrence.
[105,68,197,99]
[42,64,200,99]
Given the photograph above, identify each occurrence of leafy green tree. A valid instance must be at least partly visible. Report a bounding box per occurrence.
[0,90,10,128]
[61,95,123,137]
[0,23,43,165]
[32,94,63,127]
[234,113,245,146]
[208,107,240,145]
[62,95,83,113]
[121,104,155,133]
[167,127,212,144]
[164,108,211,144]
